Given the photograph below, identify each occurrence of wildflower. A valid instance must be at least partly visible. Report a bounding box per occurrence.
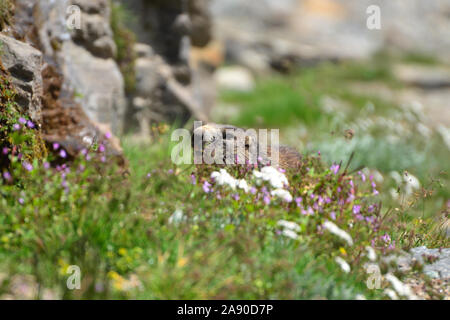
[168,169,174,174]
[358,171,366,182]
[237,179,250,193]
[22,162,33,171]
[335,257,351,273]
[295,197,302,207]
[2,171,12,181]
[98,144,106,153]
[43,162,50,170]
[59,149,67,158]
[18,117,27,124]
[281,229,299,240]
[329,211,336,220]
[250,187,257,194]
[190,174,196,185]
[105,132,112,139]
[2,147,8,155]
[277,220,301,232]
[263,195,271,205]
[100,156,106,162]
[81,148,88,156]
[18,198,24,204]
[352,205,361,215]
[26,120,35,128]
[168,209,184,224]
[355,294,366,300]
[232,193,240,201]
[202,181,212,193]
[323,221,353,246]
[381,233,391,244]
[330,163,340,175]
[211,169,238,190]
[365,246,377,261]
[12,123,21,131]
[270,189,293,202]
[253,166,289,189]
[385,274,418,300]
[53,143,60,150]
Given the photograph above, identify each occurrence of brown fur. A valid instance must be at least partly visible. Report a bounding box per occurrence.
[192,123,301,169]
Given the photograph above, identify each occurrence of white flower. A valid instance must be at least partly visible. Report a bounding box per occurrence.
[403,172,420,196]
[385,273,418,300]
[355,294,366,300]
[323,221,353,246]
[281,229,299,240]
[384,288,399,300]
[335,257,351,273]
[168,209,184,224]
[253,166,289,189]
[237,179,250,193]
[365,246,377,261]
[270,189,293,202]
[277,220,301,232]
[211,169,252,193]
[211,169,237,190]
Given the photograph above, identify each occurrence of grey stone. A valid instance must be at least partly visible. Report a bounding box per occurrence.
[0,34,43,123]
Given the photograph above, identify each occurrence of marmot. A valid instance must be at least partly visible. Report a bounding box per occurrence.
[192,123,301,169]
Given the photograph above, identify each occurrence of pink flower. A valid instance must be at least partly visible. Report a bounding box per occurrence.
[3,171,12,181]
[53,143,60,150]
[98,144,106,153]
[43,162,50,170]
[18,198,25,204]
[22,162,33,171]
[59,149,67,158]
[18,117,26,124]
[105,132,112,139]
[263,195,271,205]
[353,205,361,214]
[12,124,21,131]
[203,181,212,193]
[2,147,8,155]
[26,120,35,128]
[330,164,340,175]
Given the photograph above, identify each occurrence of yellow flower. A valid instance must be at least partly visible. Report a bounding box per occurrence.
[339,247,347,256]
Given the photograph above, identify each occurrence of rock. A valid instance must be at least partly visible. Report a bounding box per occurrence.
[409,246,450,279]
[61,41,126,134]
[394,64,450,89]
[34,0,127,135]
[71,13,117,59]
[214,66,255,92]
[0,34,43,123]
[133,43,153,58]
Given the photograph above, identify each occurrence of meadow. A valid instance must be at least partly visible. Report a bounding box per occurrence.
[0,54,449,299]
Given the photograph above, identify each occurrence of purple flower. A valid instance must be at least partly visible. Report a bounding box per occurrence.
[190,174,196,185]
[59,149,67,158]
[26,120,35,128]
[105,132,112,140]
[381,233,391,243]
[3,171,12,181]
[146,173,152,178]
[18,117,26,124]
[53,143,60,150]
[61,180,68,188]
[263,195,271,205]
[358,171,366,182]
[12,124,21,131]
[100,156,106,162]
[202,181,212,193]
[43,162,50,170]
[18,198,24,204]
[353,205,361,215]
[168,169,174,174]
[22,162,33,171]
[98,144,106,153]
[232,194,240,201]
[78,164,85,172]
[2,147,8,155]
[295,197,303,207]
[250,187,257,194]
[81,148,88,156]
[330,211,336,220]
[330,163,340,175]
